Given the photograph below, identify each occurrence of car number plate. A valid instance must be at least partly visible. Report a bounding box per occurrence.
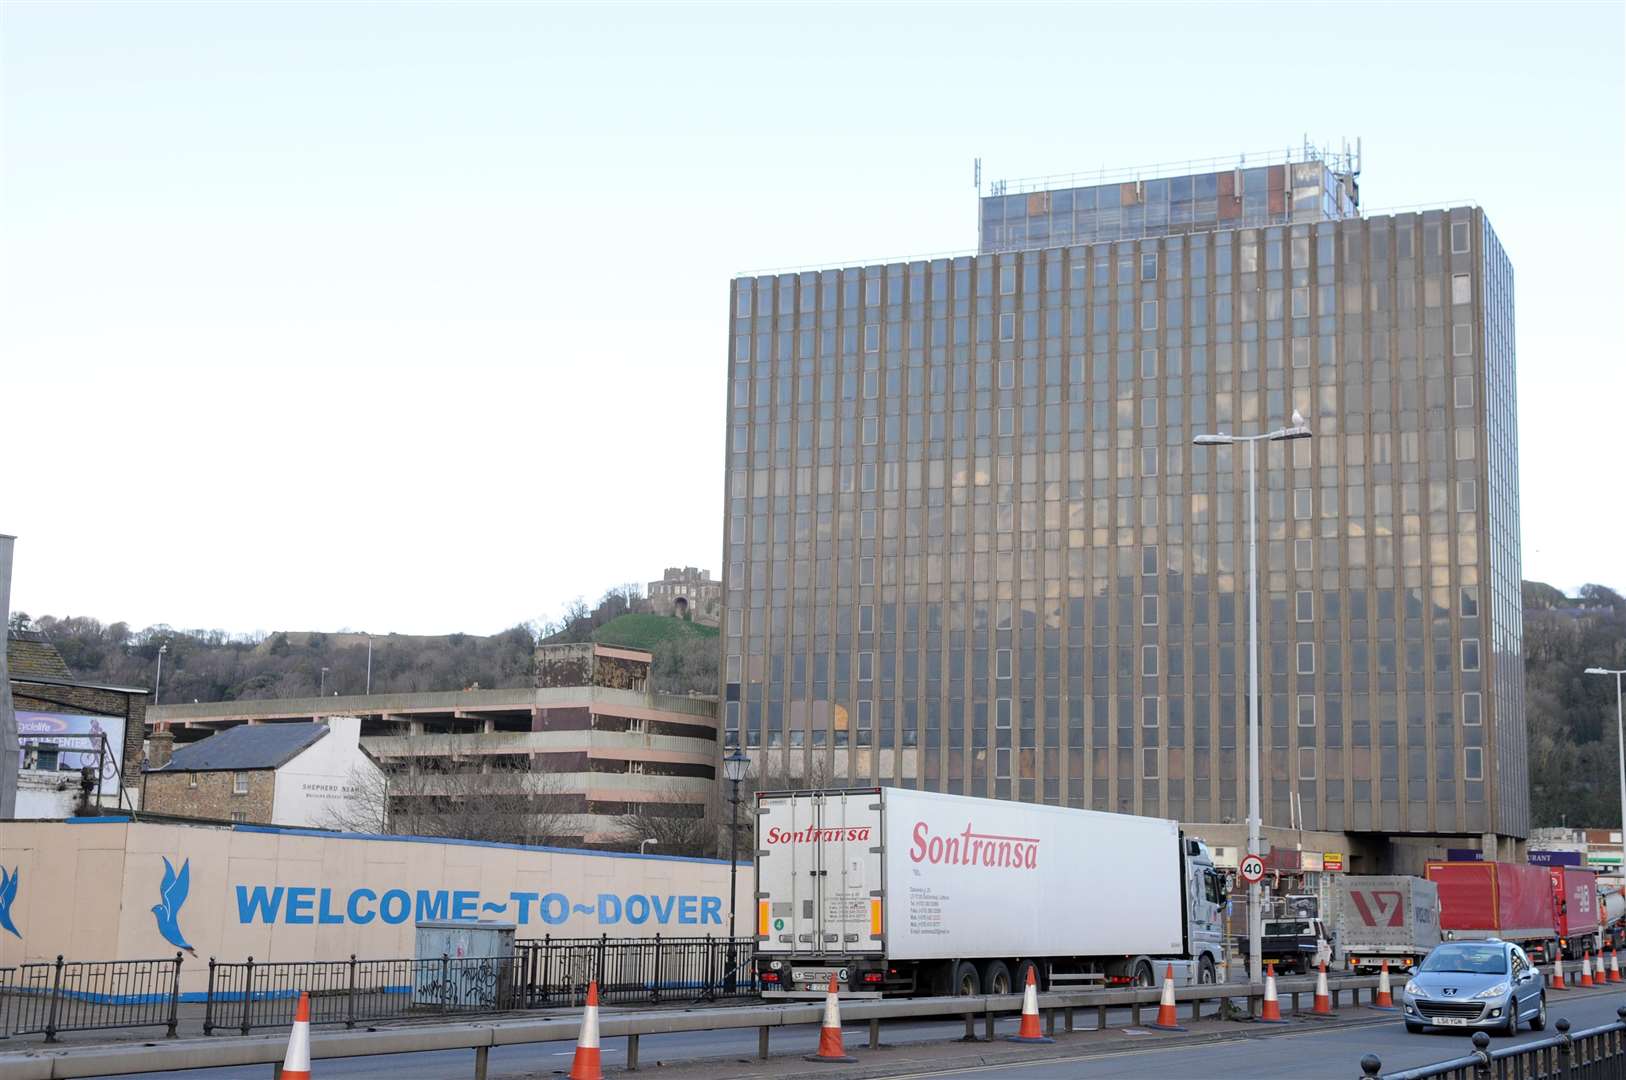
[1437,1017,1470,1027]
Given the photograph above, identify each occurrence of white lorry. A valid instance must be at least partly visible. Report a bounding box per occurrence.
[753,787,1227,997]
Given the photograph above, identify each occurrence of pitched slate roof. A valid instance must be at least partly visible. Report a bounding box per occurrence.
[7,630,74,680]
[158,722,328,772]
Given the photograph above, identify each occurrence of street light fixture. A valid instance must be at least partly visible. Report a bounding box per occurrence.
[154,644,168,705]
[1586,667,1626,845]
[1192,414,1313,988]
[722,745,750,992]
[640,838,660,855]
[319,666,331,698]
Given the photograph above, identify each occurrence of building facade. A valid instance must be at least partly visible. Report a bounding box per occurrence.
[720,151,1525,852]
[648,567,723,625]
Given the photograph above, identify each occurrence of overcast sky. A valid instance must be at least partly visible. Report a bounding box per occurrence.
[4,2,1622,636]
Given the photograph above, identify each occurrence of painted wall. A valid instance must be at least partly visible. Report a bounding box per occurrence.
[271,717,382,828]
[0,818,753,995]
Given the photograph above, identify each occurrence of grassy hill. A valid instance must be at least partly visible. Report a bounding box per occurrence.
[592,613,718,652]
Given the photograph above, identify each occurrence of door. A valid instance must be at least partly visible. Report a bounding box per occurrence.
[756,791,882,958]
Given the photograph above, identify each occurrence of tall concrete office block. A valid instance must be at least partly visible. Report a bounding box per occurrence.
[720,151,1525,851]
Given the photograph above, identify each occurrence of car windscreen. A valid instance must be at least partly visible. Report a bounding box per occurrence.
[1420,945,1508,975]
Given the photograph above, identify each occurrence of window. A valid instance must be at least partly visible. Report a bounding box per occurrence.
[188,773,199,789]
[1297,747,1317,780]
[1143,546,1159,575]
[1464,747,1484,781]
[1142,696,1159,727]
[859,604,874,632]
[1141,301,1158,331]
[862,416,878,444]
[1297,694,1316,726]
[1141,253,1158,280]
[996,747,1012,779]
[858,652,874,681]
[231,811,247,823]
[1463,691,1483,726]
[1296,590,1314,622]
[1142,645,1159,676]
[1451,274,1472,305]
[996,648,1013,679]
[865,278,881,306]
[1454,376,1475,409]
[1450,221,1471,254]
[999,313,1016,341]
[1294,488,1312,519]
[1297,642,1316,674]
[1143,595,1159,626]
[1460,588,1479,617]
[233,771,250,795]
[1452,324,1472,356]
[1000,265,1017,295]
[1142,747,1159,778]
[1461,639,1481,672]
[996,697,1012,729]
[1291,287,1309,318]
[864,324,880,353]
[1295,539,1314,570]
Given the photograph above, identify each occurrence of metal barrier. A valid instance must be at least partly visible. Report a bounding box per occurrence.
[516,935,754,1007]
[0,955,181,1042]
[1359,1006,1626,1079]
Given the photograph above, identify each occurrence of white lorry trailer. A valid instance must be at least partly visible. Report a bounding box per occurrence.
[753,787,1226,997]
[1332,875,1441,973]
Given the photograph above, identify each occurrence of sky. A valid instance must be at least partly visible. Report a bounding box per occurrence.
[3,2,1623,636]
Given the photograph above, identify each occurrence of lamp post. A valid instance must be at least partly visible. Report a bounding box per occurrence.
[1586,667,1626,845]
[154,644,168,705]
[1192,414,1312,986]
[722,747,751,940]
[366,635,373,695]
[640,838,659,855]
[319,666,330,698]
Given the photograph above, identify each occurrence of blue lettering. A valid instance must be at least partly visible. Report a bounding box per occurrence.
[539,893,569,925]
[652,895,676,924]
[348,888,377,925]
[700,896,722,925]
[235,885,284,924]
[415,890,449,922]
[452,891,477,921]
[318,888,344,925]
[286,887,316,925]
[625,895,649,925]
[509,892,538,924]
[597,893,622,925]
[678,896,698,924]
[380,889,411,924]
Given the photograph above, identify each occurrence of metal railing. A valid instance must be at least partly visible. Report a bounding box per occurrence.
[516,935,755,1007]
[1360,1007,1626,1079]
[0,955,181,1042]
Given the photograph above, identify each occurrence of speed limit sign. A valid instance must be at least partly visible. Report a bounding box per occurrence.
[1239,854,1266,884]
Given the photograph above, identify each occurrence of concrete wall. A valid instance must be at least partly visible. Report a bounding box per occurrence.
[0,818,753,995]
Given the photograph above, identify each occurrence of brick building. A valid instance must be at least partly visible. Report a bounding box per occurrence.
[648,567,722,626]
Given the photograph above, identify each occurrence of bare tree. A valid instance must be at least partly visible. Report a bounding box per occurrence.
[319,755,581,847]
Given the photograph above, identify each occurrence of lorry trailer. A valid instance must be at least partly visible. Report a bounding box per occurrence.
[1426,860,1556,954]
[1332,875,1440,972]
[753,787,1226,997]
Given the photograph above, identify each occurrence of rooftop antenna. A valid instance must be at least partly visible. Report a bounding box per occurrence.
[974,157,982,195]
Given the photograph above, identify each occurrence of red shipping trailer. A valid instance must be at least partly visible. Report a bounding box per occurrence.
[1551,865,1602,959]
[1426,861,1555,951]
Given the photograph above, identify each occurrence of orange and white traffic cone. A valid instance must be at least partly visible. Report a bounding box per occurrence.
[281,991,312,1080]
[1371,960,1396,1011]
[1257,961,1287,1024]
[1007,965,1055,1043]
[1610,949,1622,983]
[568,980,602,1080]
[1308,961,1336,1017]
[805,974,856,1063]
[1551,953,1569,990]
[1581,951,1595,988]
[1146,963,1186,1031]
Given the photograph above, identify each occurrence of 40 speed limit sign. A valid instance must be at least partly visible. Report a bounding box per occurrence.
[1239,854,1266,884]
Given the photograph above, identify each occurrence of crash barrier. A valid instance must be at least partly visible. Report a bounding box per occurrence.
[0,956,183,1042]
[0,973,1382,1079]
[1,936,756,1043]
[1359,1006,1626,1079]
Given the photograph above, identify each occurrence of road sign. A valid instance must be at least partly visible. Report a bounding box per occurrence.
[1239,854,1265,884]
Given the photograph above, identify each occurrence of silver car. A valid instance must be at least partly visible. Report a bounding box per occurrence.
[1403,940,1547,1035]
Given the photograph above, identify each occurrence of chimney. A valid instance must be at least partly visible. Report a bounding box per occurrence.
[147,727,174,770]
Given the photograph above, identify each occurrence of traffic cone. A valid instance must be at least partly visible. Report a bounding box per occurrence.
[568,980,602,1080]
[1145,963,1186,1031]
[1308,961,1336,1017]
[1257,962,1288,1024]
[1551,953,1569,990]
[1610,949,1622,984]
[281,991,311,1080]
[1581,951,1595,988]
[1371,960,1397,1011]
[1007,965,1054,1043]
[805,974,856,1063]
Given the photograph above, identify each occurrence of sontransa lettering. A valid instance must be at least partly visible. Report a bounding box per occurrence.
[908,822,1039,869]
[763,826,873,844]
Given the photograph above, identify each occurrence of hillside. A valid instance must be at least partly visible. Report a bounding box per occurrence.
[593,612,718,651]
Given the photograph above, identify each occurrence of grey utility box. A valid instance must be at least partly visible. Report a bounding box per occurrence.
[413,920,517,1009]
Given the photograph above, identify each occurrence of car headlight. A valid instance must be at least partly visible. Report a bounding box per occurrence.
[1475,982,1510,999]
[1404,981,1423,997]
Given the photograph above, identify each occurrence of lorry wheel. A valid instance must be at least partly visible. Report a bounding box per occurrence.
[1198,956,1217,984]
[1132,960,1156,988]
[1014,959,1042,991]
[982,960,1013,996]
[953,960,982,997]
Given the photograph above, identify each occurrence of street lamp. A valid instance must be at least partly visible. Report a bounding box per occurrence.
[319,667,330,698]
[640,838,659,855]
[1192,413,1313,987]
[722,745,750,993]
[1586,667,1626,845]
[154,644,168,705]
[366,635,374,695]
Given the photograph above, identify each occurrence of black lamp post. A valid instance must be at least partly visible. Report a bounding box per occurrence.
[722,746,750,942]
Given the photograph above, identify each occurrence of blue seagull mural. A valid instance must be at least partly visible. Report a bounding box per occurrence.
[0,866,20,939]
[151,857,197,956]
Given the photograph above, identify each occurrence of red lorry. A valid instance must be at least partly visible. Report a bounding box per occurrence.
[1550,865,1602,961]
[1426,861,1558,960]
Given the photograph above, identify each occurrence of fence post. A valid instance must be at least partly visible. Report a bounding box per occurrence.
[596,934,607,997]
[650,934,663,1004]
[1556,1018,1573,1076]
[1359,1053,1382,1077]
[42,955,65,1044]
[704,934,717,1002]
[240,956,255,1036]
[204,958,217,1036]
[166,952,182,1039]
[346,955,358,1029]
[441,954,451,1012]
[540,935,551,1008]
[1469,1030,1491,1080]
